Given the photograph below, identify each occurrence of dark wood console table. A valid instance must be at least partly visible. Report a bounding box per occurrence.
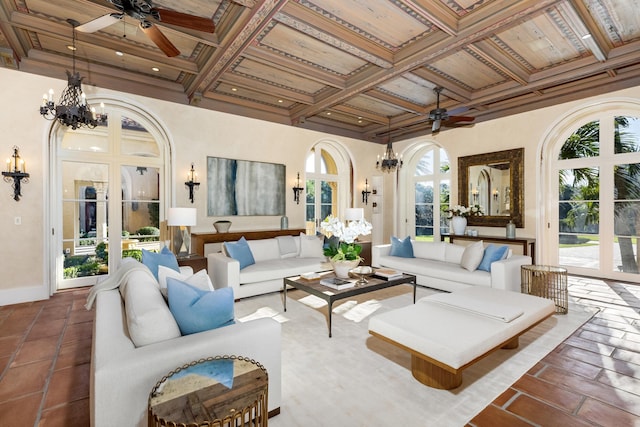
[191,228,306,256]
[441,234,536,264]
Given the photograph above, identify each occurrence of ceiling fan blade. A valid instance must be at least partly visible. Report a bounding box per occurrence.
[76,13,124,33]
[446,115,475,123]
[432,119,441,133]
[153,7,215,33]
[140,23,180,57]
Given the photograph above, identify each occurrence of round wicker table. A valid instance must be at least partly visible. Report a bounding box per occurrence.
[521,265,568,314]
[148,355,269,427]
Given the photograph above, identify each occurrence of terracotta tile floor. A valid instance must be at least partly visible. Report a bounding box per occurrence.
[1,277,639,427]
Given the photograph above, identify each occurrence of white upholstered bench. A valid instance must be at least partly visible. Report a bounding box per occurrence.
[368,287,555,389]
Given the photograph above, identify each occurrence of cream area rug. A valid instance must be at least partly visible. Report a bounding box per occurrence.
[234,287,596,426]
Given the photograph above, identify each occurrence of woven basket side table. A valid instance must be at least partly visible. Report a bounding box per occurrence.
[521,265,568,314]
[148,355,268,427]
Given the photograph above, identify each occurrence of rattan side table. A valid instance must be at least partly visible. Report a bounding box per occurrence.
[148,355,269,427]
[521,265,568,314]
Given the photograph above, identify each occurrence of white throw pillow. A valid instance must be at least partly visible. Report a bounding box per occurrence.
[158,265,214,292]
[299,233,324,258]
[460,240,484,272]
[120,270,181,347]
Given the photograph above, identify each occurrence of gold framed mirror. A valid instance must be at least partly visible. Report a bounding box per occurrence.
[458,148,524,227]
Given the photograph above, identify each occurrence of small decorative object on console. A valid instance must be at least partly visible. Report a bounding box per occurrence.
[300,272,321,280]
[213,220,231,233]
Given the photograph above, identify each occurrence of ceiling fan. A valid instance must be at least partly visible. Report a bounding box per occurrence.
[427,87,475,133]
[76,0,215,57]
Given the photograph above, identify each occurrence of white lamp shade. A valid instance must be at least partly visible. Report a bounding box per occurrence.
[345,208,364,221]
[167,207,197,226]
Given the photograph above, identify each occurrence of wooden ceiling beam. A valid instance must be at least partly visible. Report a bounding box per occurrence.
[188,0,287,98]
[402,0,459,35]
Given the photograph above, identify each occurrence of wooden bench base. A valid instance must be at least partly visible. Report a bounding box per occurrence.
[410,336,520,389]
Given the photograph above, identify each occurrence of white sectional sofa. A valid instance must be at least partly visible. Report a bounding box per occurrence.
[208,234,329,299]
[372,240,531,292]
[90,262,282,427]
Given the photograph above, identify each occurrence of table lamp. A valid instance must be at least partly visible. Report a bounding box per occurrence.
[167,207,197,256]
[345,208,364,222]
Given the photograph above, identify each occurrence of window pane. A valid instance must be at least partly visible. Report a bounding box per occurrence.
[558,120,600,160]
[120,116,160,157]
[121,166,160,257]
[415,151,434,176]
[61,126,108,152]
[62,162,109,278]
[614,116,640,154]
[439,148,450,173]
[559,168,599,201]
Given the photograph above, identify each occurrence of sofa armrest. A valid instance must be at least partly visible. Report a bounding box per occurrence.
[490,255,532,292]
[372,244,392,267]
[208,252,240,292]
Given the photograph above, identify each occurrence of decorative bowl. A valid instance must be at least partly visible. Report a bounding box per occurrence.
[213,220,232,233]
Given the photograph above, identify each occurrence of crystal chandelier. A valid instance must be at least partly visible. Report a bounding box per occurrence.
[40,19,106,130]
[376,121,403,173]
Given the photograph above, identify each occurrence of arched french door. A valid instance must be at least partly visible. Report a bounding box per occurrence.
[304,141,352,234]
[398,143,451,241]
[50,101,171,290]
[542,101,640,281]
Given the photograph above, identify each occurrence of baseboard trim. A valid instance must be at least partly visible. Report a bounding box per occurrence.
[268,407,281,418]
[0,284,49,306]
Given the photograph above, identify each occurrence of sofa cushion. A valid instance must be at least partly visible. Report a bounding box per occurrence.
[460,240,484,272]
[247,238,280,262]
[412,241,446,261]
[299,233,324,258]
[444,243,466,264]
[120,269,181,347]
[378,255,491,287]
[390,236,414,258]
[167,278,235,335]
[158,265,214,293]
[276,235,298,259]
[142,246,180,280]
[240,258,327,284]
[477,244,510,272]
[224,237,255,269]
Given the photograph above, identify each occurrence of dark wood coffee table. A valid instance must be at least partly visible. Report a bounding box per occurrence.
[283,271,417,337]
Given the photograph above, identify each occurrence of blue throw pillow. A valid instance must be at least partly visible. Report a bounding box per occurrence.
[167,278,235,335]
[389,236,414,258]
[142,246,179,280]
[223,236,255,270]
[477,244,509,272]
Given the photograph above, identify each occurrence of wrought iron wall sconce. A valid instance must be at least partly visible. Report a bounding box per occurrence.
[292,172,304,204]
[362,179,372,205]
[184,163,200,204]
[493,188,500,201]
[2,146,29,201]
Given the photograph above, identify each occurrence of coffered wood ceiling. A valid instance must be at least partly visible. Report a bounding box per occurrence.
[1,0,639,143]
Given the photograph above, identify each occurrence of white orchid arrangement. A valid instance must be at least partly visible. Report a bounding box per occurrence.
[447,204,484,218]
[320,214,372,262]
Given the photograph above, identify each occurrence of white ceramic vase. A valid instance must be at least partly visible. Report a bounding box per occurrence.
[451,216,467,235]
[331,259,360,279]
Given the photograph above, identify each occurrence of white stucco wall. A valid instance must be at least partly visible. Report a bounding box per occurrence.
[1,65,639,304]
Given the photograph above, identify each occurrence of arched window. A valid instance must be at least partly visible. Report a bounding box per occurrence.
[543,102,640,280]
[304,141,352,234]
[51,102,170,290]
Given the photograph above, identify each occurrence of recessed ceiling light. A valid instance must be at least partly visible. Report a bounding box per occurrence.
[115,51,124,56]
[581,34,592,40]
[358,120,363,123]
[326,112,331,115]
[231,87,238,92]
[151,67,160,72]
[66,45,76,51]
[278,99,283,103]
